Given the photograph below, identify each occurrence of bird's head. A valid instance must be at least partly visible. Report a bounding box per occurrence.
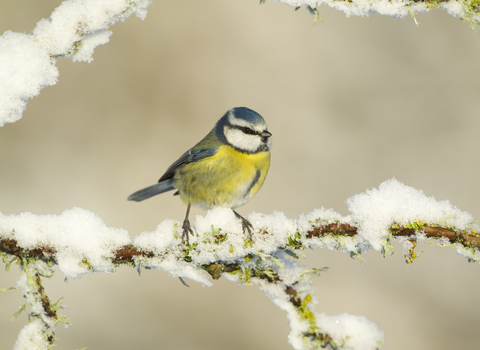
[215,107,272,153]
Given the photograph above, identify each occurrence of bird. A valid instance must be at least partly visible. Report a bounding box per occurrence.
[128,107,272,245]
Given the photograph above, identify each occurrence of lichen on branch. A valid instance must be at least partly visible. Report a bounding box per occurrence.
[1,179,479,350]
[273,0,480,29]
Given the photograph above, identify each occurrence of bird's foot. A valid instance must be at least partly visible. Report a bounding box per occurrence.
[233,210,253,240]
[182,218,195,246]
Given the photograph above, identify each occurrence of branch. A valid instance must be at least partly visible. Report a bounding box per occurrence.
[308,222,480,247]
[2,222,479,267]
[1,179,479,350]
[276,0,480,29]
[1,0,479,126]
[0,0,152,126]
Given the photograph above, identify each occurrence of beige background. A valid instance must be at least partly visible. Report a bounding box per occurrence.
[1,1,480,349]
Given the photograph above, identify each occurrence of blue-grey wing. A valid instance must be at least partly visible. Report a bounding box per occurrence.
[158,148,216,183]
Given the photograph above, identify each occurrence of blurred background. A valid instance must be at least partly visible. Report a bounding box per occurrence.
[1,0,480,349]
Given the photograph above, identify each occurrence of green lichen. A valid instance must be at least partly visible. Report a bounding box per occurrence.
[425,0,442,9]
[307,6,323,24]
[404,221,426,231]
[202,263,241,280]
[289,0,479,29]
[258,252,285,269]
[380,234,397,258]
[229,262,279,286]
[19,257,39,288]
[50,297,71,326]
[407,6,420,27]
[243,236,253,248]
[349,250,363,262]
[300,267,328,283]
[214,234,227,244]
[404,240,423,264]
[282,248,300,259]
[11,303,28,321]
[287,232,303,250]
[437,214,455,225]
[1,251,18,271]
[179,277,190,287]
[298,294,318,333]
[173,221,179,240]
[80,258,91,269]
[237,268,254,286]
[183,242,198,262]
[462,0,480,30]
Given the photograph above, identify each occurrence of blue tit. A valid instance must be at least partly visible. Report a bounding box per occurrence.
[128,107,272,245]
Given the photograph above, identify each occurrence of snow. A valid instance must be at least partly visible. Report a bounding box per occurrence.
[13,319,51,350]
[1,178,479,350]
[0,31,59,126]
[1,179,478,282]
[273,0,439,19]
[1,1,478,348]
[0,0,152,127]
[0,0,477,127]
[133,219,179,255]
[316,312,385,350]
[440,0,479,23]
[346,178,477,251]
[0,207,131,279]
[32,0,151,59]
[70,30,113,63]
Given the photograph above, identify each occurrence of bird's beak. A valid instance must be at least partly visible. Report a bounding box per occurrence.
[261,130,272,143]
[261,130,272,138]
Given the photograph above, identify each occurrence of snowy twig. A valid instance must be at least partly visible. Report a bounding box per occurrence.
[1,179,479,350]
[0,0,152,126]
[1,0,479,127]
[2,222,479,268]
[278,0,480,29]
[4,257,69,350]
[0,236,380,350]
[308,222,480,251]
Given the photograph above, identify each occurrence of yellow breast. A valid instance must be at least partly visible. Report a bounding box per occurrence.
[174,145,271,209]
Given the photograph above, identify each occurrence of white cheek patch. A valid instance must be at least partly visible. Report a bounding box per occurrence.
[224,127,261,153]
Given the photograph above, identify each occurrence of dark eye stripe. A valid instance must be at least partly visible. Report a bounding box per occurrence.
[241,126,257,135]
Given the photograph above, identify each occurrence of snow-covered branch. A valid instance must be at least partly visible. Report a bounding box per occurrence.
[0,0,151,126]
[1,0,478,128]
[1,179,478,350]
[2,219,479,272]
[277,0,480,28]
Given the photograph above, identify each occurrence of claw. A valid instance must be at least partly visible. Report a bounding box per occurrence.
[181,203,195,245]
[182,218,195,245]
[233,210,254,240]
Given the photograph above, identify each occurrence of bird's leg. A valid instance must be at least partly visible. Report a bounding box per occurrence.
[182,203,195,245]
[233,210,254,240]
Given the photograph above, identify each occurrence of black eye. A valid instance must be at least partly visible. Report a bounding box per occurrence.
[242,127,255,135]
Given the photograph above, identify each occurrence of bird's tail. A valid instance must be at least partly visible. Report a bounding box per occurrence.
[127,179,176,202]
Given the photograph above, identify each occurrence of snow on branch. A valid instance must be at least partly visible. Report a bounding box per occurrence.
[0,0,152,127]
[274,0,480,28]
[1,0,479,128]
[1,179,479,350]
